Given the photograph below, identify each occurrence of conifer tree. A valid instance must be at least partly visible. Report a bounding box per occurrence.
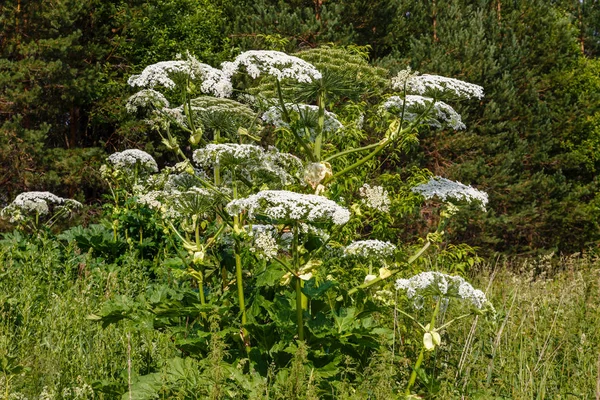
[386,0,600,252]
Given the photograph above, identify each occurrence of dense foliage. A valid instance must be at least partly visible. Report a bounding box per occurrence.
[0,0,231,205]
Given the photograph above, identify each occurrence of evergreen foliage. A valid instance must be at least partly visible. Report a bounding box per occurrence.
[383,0,600,252]
[0,0,230,204]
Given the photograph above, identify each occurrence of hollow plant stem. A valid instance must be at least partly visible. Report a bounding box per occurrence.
[292,222,304,341]
[232,175,249,349]
[296,277,304,341]
[406,297,442,395]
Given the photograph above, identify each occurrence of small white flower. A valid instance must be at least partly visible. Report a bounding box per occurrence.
[126,89,170,113]
[395,271,488,309]
[128,55,231,97]
[222,50,322,83]
[343,239,397,258]
[107,149,158,174]
[383,95,466,130]
[226,190,350,225]
[411,176,488,210]
[262,103,343,139]
[392,68,484,100]
[193,144,302,186]
[1,191,81,222]
[250,230,279,260]
[359,184,391,213]
[193,143,265,168]
[128,60,191,90]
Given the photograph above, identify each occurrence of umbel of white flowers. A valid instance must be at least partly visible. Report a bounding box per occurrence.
[221,50,322,83]
[391,67,484,100]
[343,239,397,258]
[127,54,231,98]
[395,271,488,309]
[192,143,304,186]
[383,95,466,130]
[359,184,391,213]
[107,149,159,174]
[262,103,343,139]
[226,190,350,226]
[412,176,489,211]
[125,89,170,113]
[1,191,82,223]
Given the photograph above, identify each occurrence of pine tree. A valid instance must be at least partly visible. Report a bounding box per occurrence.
[0,0,230,202]
[385,0,600,252]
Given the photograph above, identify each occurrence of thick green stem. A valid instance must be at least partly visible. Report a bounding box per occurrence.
[232,176,249,348]
[214,129,221,186]
[406,347,425,395]
[406,298,442,395]
[324,141,381,162]
[324,137,392,184]
[275,79,315,162]
[198,272,206,306]
[293,222,304,341]
[314,90,326,161]
[296,277,304,341]
[234,244,247,326]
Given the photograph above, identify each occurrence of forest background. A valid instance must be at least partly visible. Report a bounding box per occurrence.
[2,0,600,254]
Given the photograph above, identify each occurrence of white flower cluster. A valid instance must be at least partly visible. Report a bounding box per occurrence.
[226,190,350,225]
[383,95,466,130]
[128,56,231,97]
[359,184,391,213]
[193,144,302,186]
[128,60,191,90]
[137,185,218,220]
[222,50,322,83]
[392,69,484,100]
[412,177,488,210]
[107,149,159,174]
[193,143,265,168]
[343,240,397,258]
[250,230,279,260]
[1,191,82,222]
[125,89,170,113]
[395,271,487,309]
[262,103,343,138]
[187,56,232,98]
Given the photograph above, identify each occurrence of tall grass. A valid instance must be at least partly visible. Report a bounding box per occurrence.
[1,232,599,399]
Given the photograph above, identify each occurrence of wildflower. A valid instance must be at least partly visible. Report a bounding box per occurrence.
[226,190,350,225]
[392,68,484,100]
[193,143,265,168]
[1,191,81,223]
[395,271,488,309]
[107,149,159,174]
[221,50,322,83]
[262,103,343,139]
[193,144,302,187]
[411,177,488,210]
[383,95,466,130]
[250,231,279,260]
[359,184,391,213]
[128,56,231,97]
[126,89,170,113]
[343,240,397,258]
[128,60,192,90]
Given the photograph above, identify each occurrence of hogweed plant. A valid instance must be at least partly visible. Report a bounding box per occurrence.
[0,191,81,232]
[88,48,495,397]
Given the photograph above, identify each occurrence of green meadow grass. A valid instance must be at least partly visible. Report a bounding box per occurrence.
[1,234,598,399]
